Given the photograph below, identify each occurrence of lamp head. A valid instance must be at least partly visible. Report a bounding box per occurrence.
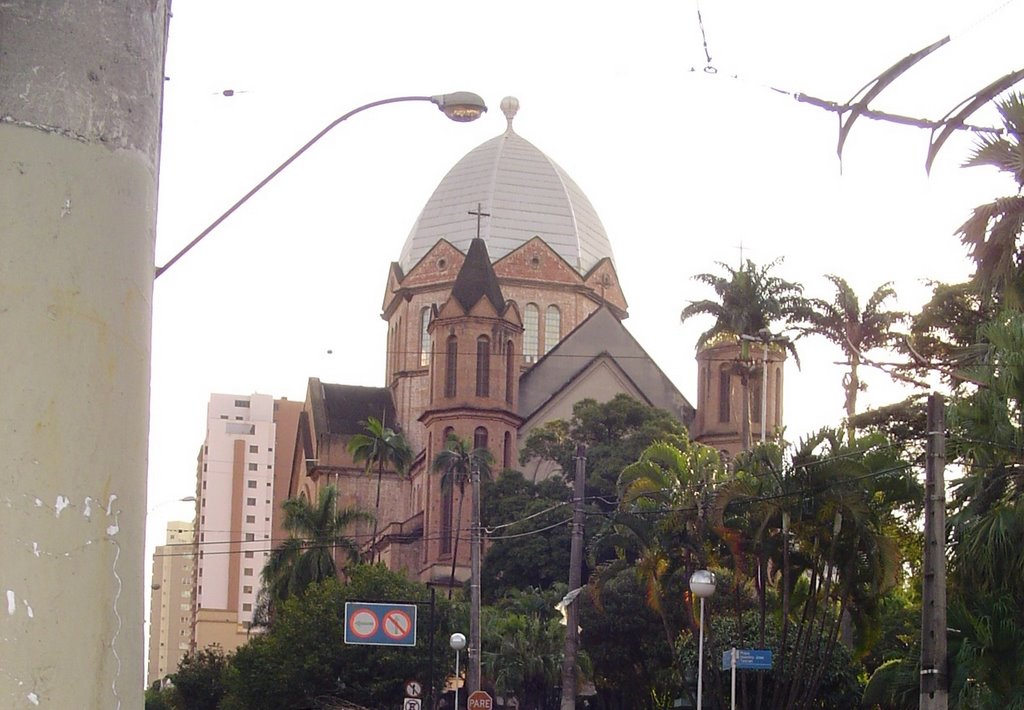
[689,569,717,598]
[450,632,467,650]
[432,92,488,122]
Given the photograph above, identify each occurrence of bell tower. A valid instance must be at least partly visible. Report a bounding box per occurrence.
[416,237,523,585]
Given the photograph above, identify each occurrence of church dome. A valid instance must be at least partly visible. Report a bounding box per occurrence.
[399,97,615,275]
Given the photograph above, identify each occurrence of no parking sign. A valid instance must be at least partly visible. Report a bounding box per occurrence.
[344,602,418,646]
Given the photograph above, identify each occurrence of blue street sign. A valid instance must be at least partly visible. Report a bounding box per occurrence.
[345,602,417,646]
[721,648,773,670]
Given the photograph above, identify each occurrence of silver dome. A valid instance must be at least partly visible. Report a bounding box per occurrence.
[399,98,615,275]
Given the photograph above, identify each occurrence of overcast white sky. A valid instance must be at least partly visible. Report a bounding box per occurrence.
[146,0,1023,634]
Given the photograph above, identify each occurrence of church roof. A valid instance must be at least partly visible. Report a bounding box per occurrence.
[450,238,505,312]
[518,307,695,425]
[398,97,615,276]
[319,383,397,436]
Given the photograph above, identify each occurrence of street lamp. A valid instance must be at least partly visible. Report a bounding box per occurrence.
[450,631,467,709]
[690,570,716,710]
[154,91,488,278]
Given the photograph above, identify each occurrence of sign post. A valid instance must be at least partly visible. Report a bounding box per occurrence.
[721,648,772,710]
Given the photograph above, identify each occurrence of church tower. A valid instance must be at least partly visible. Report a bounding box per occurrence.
[416,238,523,584]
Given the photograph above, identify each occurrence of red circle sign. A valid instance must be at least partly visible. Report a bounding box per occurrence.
[382,609,413,640]
[348,608,378,638]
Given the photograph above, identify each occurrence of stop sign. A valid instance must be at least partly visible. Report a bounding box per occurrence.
[467,690,493,709]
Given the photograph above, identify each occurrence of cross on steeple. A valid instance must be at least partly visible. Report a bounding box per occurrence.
[468,203,490,241]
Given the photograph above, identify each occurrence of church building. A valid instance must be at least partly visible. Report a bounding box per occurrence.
[285,97,784,588]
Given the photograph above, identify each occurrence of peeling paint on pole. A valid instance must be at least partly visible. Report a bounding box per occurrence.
[0,2,168,707]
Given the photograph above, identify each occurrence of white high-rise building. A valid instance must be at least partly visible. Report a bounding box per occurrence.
[147,521,195,687]
[191,393,301,652]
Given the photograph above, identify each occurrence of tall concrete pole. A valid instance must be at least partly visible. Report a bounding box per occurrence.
[0,3,167,707]
[560,444,587,710]
[469,461,482,693]
[920,393,948,709]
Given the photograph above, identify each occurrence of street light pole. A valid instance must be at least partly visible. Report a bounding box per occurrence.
[154,92,487,278]
[690,570,717,710]
[450,632,467,709]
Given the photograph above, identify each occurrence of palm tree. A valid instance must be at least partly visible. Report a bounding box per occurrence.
[681,258,807,449]
[347,416,413,560]
[956,91,1024,309]
[431,435,493,596]
[804,275,905,442]
[259,485,372,610]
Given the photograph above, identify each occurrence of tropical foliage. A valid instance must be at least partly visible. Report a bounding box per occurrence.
[347,416,413,559]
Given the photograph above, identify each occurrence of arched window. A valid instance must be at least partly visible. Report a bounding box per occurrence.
[444,336,458,398]
[523,304,539,363]
[441,482,453,554]
[419,307,431,367]
[544,305,561,354]
[718,366,731,423]
[476,335,490,397]
[474,426,488,452]
[505,341,515,405]
[503,431,512,469]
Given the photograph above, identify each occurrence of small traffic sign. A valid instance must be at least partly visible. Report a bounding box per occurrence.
[404,680,422,698]
[468,690,493,709]
[403,699,422,710]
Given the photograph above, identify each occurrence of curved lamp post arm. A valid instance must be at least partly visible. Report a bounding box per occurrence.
[155,92,486,278]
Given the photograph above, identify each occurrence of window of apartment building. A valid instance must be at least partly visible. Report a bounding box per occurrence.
[219,414,228,420]
[235,399,250,408]
[200,515,205,525]
[243,568,253,576]
[248,463,258,471]
[247,480,257,488]
[202,480,206,489]
[249,445,258,453]
[180,603,190,611]
[243,585,253,594]
[235,416,243,420]
[247,498,256,506]
[245,533,255,542]
[246,515,255,524]
[242,603,252,612]
[243,550,254,559]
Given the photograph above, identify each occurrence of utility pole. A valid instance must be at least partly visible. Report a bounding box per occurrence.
[920,393,948,710]
[469,460,482,694]
[560,444,587,709]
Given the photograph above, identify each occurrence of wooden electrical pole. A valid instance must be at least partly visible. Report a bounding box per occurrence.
[469,461,482,694]
[920,393,948,710]
[560,444,587,709]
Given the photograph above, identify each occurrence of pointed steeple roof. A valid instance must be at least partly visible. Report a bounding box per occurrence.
[450,238,506,313]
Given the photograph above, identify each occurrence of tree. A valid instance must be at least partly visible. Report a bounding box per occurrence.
[482,596,566,710]
[169,646,230,710]
[260,485,372,610]
[347,416,413,560]
[432,434,493,596]
[803,275,905,442]
[681,258,807,450]
[956,92,1024,309]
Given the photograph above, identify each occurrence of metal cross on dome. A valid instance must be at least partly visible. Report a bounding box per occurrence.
[468,203,490,241]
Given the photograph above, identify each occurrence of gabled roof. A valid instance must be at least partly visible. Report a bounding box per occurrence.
[312,379,397,436]
[450,238,506,313]
[518,306,694,425]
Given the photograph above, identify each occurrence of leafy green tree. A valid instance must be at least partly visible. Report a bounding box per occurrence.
[432,434,494,596]
[222,565,456,710]
[521,394,689,511]
[481,470,573,602]
[169,646,230,710]
[956,92,1024,309]
[143,682,176,710]
[347,416,413,558]
[259,485,372,610]
[482,596,566,710]
[803,276,905,442]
